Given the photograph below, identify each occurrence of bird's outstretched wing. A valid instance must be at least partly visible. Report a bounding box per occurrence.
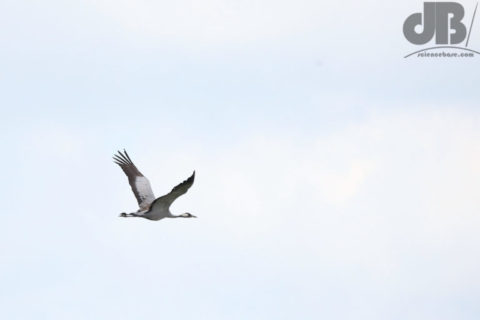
[149,171,195,210]
[113,150,155,210]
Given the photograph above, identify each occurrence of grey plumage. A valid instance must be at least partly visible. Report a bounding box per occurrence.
[113,150,155,210]
[113,149,196,221]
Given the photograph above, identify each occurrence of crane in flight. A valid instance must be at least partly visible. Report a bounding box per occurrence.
[113,150,196,221]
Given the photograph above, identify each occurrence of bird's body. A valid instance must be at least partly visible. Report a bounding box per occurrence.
[113,150,196,221]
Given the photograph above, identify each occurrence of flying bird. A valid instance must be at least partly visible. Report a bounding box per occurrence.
[113,150,196,220]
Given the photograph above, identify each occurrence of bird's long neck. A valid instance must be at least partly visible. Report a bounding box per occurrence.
[168,212,187,218]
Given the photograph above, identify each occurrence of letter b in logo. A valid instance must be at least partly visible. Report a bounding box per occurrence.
[403,2,466,45]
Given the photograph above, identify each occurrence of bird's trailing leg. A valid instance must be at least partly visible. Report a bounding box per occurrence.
[119,212,138,217]
[119,211,146,218]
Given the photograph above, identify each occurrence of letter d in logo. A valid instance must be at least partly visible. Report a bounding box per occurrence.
[403,2,467,45]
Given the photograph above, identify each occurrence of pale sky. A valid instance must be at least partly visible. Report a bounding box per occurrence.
[1,0,480,319]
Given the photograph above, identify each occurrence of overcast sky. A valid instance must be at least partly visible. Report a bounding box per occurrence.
[1,0,480,319]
